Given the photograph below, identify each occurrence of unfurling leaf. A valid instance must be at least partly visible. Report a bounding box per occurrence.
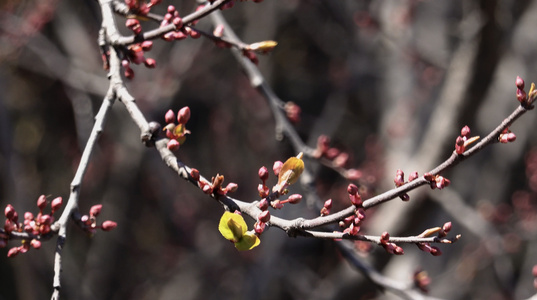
[219,211,246,242]
[277,152,304,186]
[218,211,260,251]
[234,232,260,251]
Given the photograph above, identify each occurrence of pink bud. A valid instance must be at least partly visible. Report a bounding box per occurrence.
[430,247,442,256]
[532,264,537,277]
[202,184,212,194]
[394,169,405,187]
[225,182,238,193]
[287,194,302,204]
[349,193,362,206]
[254,221,265,234]
[7,247,19,257]
[408,171,419,182]
[165,109,175,124]
[141,41,153,51]
[4,204,16,220]
[37,195,47,211]
[40,214,52,225]
[273,161,283,176]
[50,197,63,213]
[189,30,201,39]
[323,199,332,209]
[516,76,525,89]
[347,184,359,195]
[461,125,471,137]
[30,239,41,249]
[517,88,527,103]
[258,166,269,181]
[144,58,156,68]
[443,222,452,233]
[213,24,225,37]
[177,106,191,124]
[258,210,271,223]
[455,136,465,154]
[190,168,200,181]
[258,199,269,210]
[167,139,180,151]
[90,204,102,218]
[394,246,404,255]
[381,232,390,242]
[101,221,117,231]
[167,5,176,13]
[24,212,33,220]
[81,215,90,224]
[172,17,183,28]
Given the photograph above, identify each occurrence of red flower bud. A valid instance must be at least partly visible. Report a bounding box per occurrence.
[190,168,200,181]
[144,58,156,68]
[517,88,527,103]
[381,232,390,242]
[323,199,332,209]
[177,106,191,124]
[516,76,525,89]
[30,239,41,249]
[4,204,16,220]
[90,204,102,218]
[165,109,175,124]
[258,210,271,223]
[394,169,405,187]
[24,212,33,221]
[167,139,180,151]
[347,184,359,195]
[101,221,117,231]
[408,171,419,182]
[258,166,269,181]
[141,41,153,51]
[461,125,471,137]
[50,197,63,214]
[225,182,238,193]
[7,247,19,257]
[443,222,452,233]
[287,194,302,204]
[37,195,47,211]
[273,161,283,176]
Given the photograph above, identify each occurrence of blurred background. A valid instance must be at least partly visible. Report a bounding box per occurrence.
[1,0,537,299]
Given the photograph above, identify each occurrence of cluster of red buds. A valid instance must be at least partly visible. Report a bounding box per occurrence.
[80,204,117,235]
[313,135,362,181]
[163,106,191,151]
[454,125,480,155]
[256,165,303,209]
[120,40,156,79]
[393,169,418,201]
[516,76,537,109]
[337,184,366,236]
[498,127,517,144]
[380,232,404,255]
[413,269,431,293]
[415,222,451,256]
[2,195,63,257]
[161,5,198,41]
[189,169,238,196]
[424,172,450,190]
[124,0,161,16]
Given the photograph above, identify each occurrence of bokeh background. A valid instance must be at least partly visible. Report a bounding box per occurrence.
[2,0,537,299]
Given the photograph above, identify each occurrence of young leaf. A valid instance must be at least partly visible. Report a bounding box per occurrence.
[235,232,260,251]
[219,211,247,242]
[277,152,304,186]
